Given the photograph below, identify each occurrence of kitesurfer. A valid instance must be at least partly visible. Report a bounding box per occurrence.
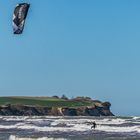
[91,121,97,130]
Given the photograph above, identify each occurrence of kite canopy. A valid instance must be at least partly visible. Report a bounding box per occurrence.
[13,3,30,34]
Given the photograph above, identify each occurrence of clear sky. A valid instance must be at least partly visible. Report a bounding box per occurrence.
[0,0,140,116]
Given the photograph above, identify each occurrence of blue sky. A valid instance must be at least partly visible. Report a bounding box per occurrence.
[0,0,140,116]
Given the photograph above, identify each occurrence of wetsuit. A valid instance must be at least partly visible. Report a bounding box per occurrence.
[91,122,96,129]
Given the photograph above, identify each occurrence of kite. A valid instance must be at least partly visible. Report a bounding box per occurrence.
[13,3,30,34]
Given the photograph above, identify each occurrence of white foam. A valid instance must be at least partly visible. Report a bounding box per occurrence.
[3,116,28,121]
[96,125,140,133]
[0,116,140,135]
[133,116,140,120]
[50,118,126,126]
[9,135,67,140]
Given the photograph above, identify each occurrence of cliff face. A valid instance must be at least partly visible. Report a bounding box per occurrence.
[0,104,114,116]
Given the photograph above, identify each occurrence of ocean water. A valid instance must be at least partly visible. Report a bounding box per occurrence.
[0,116,139,140]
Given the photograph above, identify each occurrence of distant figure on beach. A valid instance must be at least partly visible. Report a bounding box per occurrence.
[91,121,97,130]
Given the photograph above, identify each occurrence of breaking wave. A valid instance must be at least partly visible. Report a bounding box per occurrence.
[0,116,139,140]
[9,135,67,140]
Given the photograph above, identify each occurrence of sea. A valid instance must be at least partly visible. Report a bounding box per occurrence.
[0,116,139,140]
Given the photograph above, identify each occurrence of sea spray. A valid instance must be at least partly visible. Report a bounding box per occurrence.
[0,116,139,140]
[9,135,67,140]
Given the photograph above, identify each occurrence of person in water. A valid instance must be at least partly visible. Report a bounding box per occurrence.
[91,121,97,129]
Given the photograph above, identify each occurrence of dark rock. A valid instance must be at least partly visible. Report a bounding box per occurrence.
[0,103,114,116]
[85,107,100,116]
[62,108,77,116]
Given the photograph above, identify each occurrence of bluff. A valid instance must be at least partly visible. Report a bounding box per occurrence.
[0,96,114,116]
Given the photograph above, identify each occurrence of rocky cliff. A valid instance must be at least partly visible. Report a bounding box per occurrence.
[0,103,114,116]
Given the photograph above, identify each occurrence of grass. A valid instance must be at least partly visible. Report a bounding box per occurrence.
[0,97,93,107]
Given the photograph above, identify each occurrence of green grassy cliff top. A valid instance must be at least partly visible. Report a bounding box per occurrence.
[0,96,96,108]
